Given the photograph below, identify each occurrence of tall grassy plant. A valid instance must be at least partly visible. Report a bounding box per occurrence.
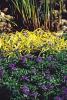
[43,0,49,29]
[7,0,64,31]
[11,0,40,30]
[11,0,51,30]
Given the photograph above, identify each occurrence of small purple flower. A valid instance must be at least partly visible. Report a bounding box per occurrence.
[41,83,54,91]
[54,96,62,100]
[0,68,4,78]
[46,83,54,90]
[20,76,30,82]
[63,75,67,83]
[62,88,67,95]
[30,92,38,99]
[21,56,27,64]
[9,63,16,71]
[26,54,34,60]
[41,84,47,91]
[36,56,42,63]
[20,85,30,96]
[46,55,53,61]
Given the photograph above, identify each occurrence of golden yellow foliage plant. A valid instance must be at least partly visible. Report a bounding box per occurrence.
[0,28,67,56]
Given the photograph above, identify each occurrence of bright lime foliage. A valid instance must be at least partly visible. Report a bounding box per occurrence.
[0,28,67,56]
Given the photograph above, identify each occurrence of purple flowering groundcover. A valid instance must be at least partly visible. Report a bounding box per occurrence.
[0,50,67,100]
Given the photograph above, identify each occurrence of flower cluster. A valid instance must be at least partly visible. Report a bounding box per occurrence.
[9,63,16,71]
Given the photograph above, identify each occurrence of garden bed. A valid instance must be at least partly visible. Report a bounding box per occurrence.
[0,28,67,100]
[0,0,67,100]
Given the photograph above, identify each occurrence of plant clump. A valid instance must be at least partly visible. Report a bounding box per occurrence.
[0,28,67,57]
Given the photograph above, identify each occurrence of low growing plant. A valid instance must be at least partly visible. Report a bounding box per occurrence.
[0,28,67,57]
